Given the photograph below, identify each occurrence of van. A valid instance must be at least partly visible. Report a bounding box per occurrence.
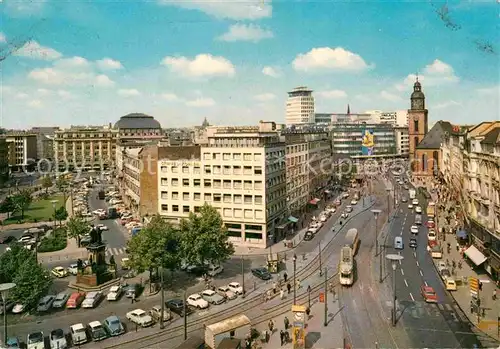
[394,237,404,250]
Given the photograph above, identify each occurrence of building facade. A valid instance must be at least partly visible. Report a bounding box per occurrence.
[5,132,38,169]
[53,125,117,171]
[394,126,410,155]
[286,87,315,125]
[158,122,286,248]
[30,127,59,160]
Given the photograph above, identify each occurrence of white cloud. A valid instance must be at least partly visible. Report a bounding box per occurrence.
[380,90,402,102]
[94,75,115,87]
[27,100,43,109]
[54,56,90,68]
[293,47,372,72]
[161,54,235,78]
[117,89,141,97]
[262,66,280,78]
[217,24,273,42]
[399,59,459,89]
[253,93,276,102]
[158,0,272,20]
[96,58,123,70]
[0,32,6,43]
[15,93,29,99]
[424,59,454,75]
[185,97,216,107]
[15,41,62,61]
[160,93,182,102]
[434,100,461,109]
[476,86,499,96]
[57,90,74,99]
[36,88,51,96]
[317,90,347,99]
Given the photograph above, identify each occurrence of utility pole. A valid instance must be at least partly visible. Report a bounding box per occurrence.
[319,242,322,277]
[160,267,165,329]
[324,267,328,327]
[293,254,297,305]
[183,291,187,340]
[241,255,245,298]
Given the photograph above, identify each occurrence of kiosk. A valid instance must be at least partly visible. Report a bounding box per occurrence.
[267,253,280,273]
[291,304,307,349]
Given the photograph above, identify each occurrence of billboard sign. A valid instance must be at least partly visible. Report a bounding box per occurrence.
[361,128,375,155]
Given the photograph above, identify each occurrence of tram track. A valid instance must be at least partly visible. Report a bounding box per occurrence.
[105,198,379,349]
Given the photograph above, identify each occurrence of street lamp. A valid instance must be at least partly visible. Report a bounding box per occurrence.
[307,285,311,308]
[293,254,297,305]
[371,209,382,283]
[51,200,58,229]
[386,188,392,221]
[386,254,404,327]
[0,283,16,344]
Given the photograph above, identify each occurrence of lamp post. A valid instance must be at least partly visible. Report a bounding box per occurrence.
[371,209,382,283]
[51,200,58,229]
[386,188,391,221]
[241,255,245,298]
[0,283,16,344]
[293,254,297,305]
[307,285,311,308]
[319,241,322,277]
[160,266,165,329]
[386,254,404,326]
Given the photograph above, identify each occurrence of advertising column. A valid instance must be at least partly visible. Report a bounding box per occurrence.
[292,304,307,349]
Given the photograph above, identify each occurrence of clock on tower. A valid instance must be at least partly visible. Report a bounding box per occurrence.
[410,79,425,111]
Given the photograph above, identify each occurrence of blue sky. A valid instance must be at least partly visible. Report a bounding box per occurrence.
[1,0,498,129]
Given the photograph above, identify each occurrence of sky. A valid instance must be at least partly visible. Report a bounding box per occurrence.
[0,0,498,129]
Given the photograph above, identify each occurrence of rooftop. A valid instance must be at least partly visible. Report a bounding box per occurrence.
[114,113,162,129]
[416,120,453,150]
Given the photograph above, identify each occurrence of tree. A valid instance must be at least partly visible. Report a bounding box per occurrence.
[0,243,52,310]
[55,176,69,203]
[12,189,32,220]
[41,175,53,194]
[0,196,16,219]
[54,206,68,223]
[66,216,89,247]
[179,204,234,266]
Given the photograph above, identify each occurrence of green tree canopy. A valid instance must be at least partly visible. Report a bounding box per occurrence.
[54,206,68,221]
[41,176,53,193]
[12,189,32,219]
[179,204,234,266]
[0,196,16,218]
[66,216,89,247]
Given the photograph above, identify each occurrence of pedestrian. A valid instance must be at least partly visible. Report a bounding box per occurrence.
[273,282,277,294]
[268,319,274,333]
[284,316,289,330]
[280,289,285,300]
[283,272,288,283]
[131,293,135,304]
[280,330,284,346]
[287,282,291,294]
[479,281,483,291]
[493,289,497,301]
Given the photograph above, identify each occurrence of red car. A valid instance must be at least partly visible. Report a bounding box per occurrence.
[421,285,438,303]
[426,221,435,228]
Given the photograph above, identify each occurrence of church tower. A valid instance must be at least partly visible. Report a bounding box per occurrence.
[408,78,428,164]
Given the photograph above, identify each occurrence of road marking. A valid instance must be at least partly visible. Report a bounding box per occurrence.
[416,260,419,267]
[413,252,417,258]
[404,279,409,287]
[400,230,403,236]
[410,292,415,301]
[401,269,404,276]
[419,270,424,277]
[399,259,402,265]
[424,281,428,286]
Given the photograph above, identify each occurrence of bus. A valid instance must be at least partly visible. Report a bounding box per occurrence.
[339,246,354,286]
[344,228,360,255]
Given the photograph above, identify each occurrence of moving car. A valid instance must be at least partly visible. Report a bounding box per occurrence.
[228,282,244,295]
[401,197,408,203]
[52,292,69,309]
[251,267,272,280]
[412,199,419,205]
[82,291,103,308]
[50,329,67,349]
[408,203,414,209]
[88,321,108,341]
[126,309,154,327]
[217,286,237,300]
[107,285,122,301]
[201,289,225,305]
[37,295,55,312]
[70,323,88,345]
[103,315,125,336]
[165,299,194,316]
[149,305,172,322]
[207,264,224,277]
[26,332,44,349]
[187,294,209,309]
[66,292,85,309]
[67,264,78,275]
[345,205,353,213]
[394,236,404,250]
[428,230,437,241]
[421,285,438,303]
[415,206,422,214]
[51,266,68,278]
[445,279,457,291]
[409,238,417,249]
[350,199,358,205]
[96,224,109,231]
[125,284,141,298]
[410,225,419,234]
[303,231,314,241]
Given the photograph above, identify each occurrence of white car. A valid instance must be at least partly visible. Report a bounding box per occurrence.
[410,225,419,234]
[97,224,109,231]
[27,331,44,349]
[342,193,349,198]
[126,309,153,327]
[107,285,122,301]
[187,294,209,309]
[51,266,68,278]
[207,264,224,277]
[415,206,422,214]
[319,215,328,222]
[217,286,237,300]
[327,207,336,214]
[50,329,67,349]
[82,291,103,308]
[69,323,88,345]
[18,236,35,244]
[68,264,78,275]
[12,303,25,314]
[428,230,437,241]
[228,282,244,295]
[350,200,358,205]
[93,209,106,215]
[412,199,419,205]
[408,203,414,209]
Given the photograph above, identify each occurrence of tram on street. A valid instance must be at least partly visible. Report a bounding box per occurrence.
[339,245,354,286]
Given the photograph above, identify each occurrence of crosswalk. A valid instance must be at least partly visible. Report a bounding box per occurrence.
[105,247,126,257]
[400,301,469,324]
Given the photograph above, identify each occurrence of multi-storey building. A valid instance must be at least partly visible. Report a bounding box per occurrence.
[394,126,410,155]
[158,121,286,248]
[364,110,408,126]
[5,132,38,169]
[30,127,59,160]
[286,87,315,125]
[0,136,9,184]
[53,125,117,171]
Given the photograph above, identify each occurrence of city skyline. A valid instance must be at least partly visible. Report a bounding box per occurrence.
[1,1,498,129]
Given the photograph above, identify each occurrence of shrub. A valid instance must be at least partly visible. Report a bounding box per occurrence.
[37,228,67,253]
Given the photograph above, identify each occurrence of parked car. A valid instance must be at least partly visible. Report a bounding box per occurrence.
[0,236,15,244]
[445,279,457,291]
[4,337,20,348]
[304,231,314,241]
[96,224,109,231]
[51,266,68,278]
[50,329,67,349]
[201,289,225,305]
[66,292,85,309]
[426,220,435,229]
[421,285,438,303]
[401,197,408,203]
[394,236,404,250]
[187,294,209,309]
[67,264,79,275]
[228,282,243,295]
[126,309,153,327]
[124,284,141,298]
[165,299,194,316]
[52,292,69,309]
[149,305,172,322]
[412,199,419,205]
[437,261,447,273]
[207,264,224,277]
[69,323,88,345]
[26,332,44,349]
[88,321,108,341]
[12,303,25,314]
[107,285,123,301]
[37,295,55,312]
[217,286,237,300]
[440,268,451,279]
[251,267,272,280]
[350,199,358,205]
[103,316,125,336]
[410,225,419,234]
[82,291,103,308]
[428,230,437,241]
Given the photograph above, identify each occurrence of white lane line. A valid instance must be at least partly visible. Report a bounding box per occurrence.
[416,261,419,267]
[410,292,415,301]
[401,269,405,276]
[399,259,402,265]
[419,270,424,277]
[404,279,409,287]
[413,252,417,258]
[400,230,403,236]
[425,281,428,286]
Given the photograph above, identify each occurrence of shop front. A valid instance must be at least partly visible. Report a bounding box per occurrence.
[466,217,500,281]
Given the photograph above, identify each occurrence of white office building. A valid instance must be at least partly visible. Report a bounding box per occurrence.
[286,87,315,125]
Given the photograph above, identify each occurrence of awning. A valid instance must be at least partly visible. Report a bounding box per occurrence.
[288,216,298,223]
[309,198,321,205]
[456,229,468,239]
[464,245,487,266]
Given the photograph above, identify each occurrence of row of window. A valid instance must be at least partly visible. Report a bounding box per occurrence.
[160,178,264,190]
[160,191,264,204]
[203,152,263,161]
[161,204,265,220]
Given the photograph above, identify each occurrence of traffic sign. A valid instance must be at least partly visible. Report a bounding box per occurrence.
[319,292,325,303]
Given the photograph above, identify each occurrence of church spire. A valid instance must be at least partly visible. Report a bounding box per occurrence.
[347,104,351,115]
[201,117,210,128]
